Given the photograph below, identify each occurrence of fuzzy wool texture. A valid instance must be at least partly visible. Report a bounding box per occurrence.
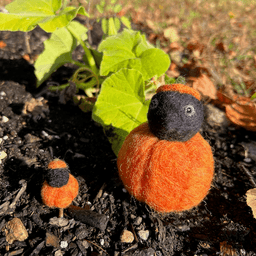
[147,91,204,142]
[117,123,214,212]
[46,159,70,188]
[41,173,79,209]
[157,84,201,100]
[46,168,70,188]
[48,159,68,169]
[117,84,214,213]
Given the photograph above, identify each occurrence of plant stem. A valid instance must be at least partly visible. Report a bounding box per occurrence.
[71,60,86,68]
[24,32,31,55]
[59,208,64,218]
[87,0,93,45]
[67,26,98,75]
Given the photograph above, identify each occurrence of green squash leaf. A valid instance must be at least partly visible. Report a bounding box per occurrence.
[101,18,108,34]
[0,0,88,32]
[120,16,131,29]
[140,48,171,80]
[39,6,88,32]
[35,21,88,86]
[98,29,170,80]
[92,68,150,155]
[108,17,118,36]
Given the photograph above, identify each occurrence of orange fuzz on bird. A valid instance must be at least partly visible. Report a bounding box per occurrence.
[41,159,79,217]
[117,84,214,213]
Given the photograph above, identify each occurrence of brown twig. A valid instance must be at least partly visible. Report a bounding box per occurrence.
[240,164,256,188]
[24,32,31,55]
[9,180,27,213]
[85,239,109,255]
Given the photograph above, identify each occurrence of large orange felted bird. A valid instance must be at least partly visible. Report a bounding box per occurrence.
[117,84,214,213]
[41,159,79,218]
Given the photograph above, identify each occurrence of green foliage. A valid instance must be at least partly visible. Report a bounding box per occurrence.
[92,69,150,155]
[101,17,120,36]
[0,0,171,156]
[251,92,256,100]
[0,0,88,32]
[35,21,88,86]
[98,29,170,80]
[95,0,131,36]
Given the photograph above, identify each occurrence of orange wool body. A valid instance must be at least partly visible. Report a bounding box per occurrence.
[156,84,201,101]
[117,122,214,213]
[41,173,79,209]
[48,159,67,169]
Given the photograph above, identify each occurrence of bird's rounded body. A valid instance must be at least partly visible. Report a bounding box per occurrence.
[41,159,79,209]
[117,122,214,212]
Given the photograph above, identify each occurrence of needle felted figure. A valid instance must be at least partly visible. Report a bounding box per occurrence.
[41,159,79,218]
[117,84,214,213]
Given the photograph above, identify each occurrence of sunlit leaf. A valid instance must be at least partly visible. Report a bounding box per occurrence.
[92,69,150,155]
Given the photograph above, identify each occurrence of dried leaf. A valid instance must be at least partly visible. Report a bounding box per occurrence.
[215,42,226,53]
[0,41,6,49]
[164,26,179,42]
[146,19,157,31]
[169,42,182,51]
[22,54,30,62]
[217,90,234,105]
[217,85,236,105]
[219,241,238,256]
[187,73,217,99]
[246,188,256,218]
[225,97,256,131]
[186,40,204,55]
[166,62,180,77]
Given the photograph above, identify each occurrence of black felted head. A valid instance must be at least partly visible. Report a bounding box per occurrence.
[46,168,70,188]
[147,91,204,142]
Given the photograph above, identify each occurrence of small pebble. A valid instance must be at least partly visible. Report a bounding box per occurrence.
[134,217,142,226]
[3,135,8,140]
[244,158,252,163]
[49,217,69,227]
[120,230,134,243]
[130,214,136,219]
[75,227,89,240]
[24,133,41,143]
[54,249,63,256]
[177,225,190,232]
[4,218,28,244]
[122,188,127,193]
[241,142,256,161]
[205,104,230,128]
[99,238,104,246]
[0,91,6,96]
[1,116,9,123]
[138,230,150,241]
[45,232,59,247]
[142,248,155,256]
[0,151,7,160]
[82,240,90,249]
[60,240,68,249]
[102,192,108,198]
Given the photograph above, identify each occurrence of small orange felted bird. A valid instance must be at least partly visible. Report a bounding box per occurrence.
[41,159,79,218]
[117,84,214,213]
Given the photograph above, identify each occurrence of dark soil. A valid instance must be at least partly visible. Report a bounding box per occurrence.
[1,23,256,256]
